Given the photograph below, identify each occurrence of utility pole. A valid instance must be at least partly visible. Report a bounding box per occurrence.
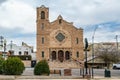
[115,35,118,50]
[91,25,100,78]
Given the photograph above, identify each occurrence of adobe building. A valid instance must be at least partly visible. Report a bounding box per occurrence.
[36,5,84,69]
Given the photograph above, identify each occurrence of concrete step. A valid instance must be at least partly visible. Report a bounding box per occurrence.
[49,61,80,68]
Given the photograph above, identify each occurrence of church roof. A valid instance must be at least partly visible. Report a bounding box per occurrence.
[57,15,63,20]
[40,5,46,8]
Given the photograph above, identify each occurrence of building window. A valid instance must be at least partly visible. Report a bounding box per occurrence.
[9,50,14,55]
[76,52,79,58]
[52,51,56,60]
[41,23,44,30]
[55,33,65,42]
[76,38,79,44]
[42,51,44,58]
[59,19,62,24]
[19,51,21,55]
[41,11,45,19]
[42,37,44,44]
[31,49,33,53]
[24,51,28,55]
[65,51,70,60]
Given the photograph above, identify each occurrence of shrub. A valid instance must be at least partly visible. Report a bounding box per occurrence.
[34,60,50,75]
[3,57,25,75]
[8,55,31,60]
[0,56,4,74]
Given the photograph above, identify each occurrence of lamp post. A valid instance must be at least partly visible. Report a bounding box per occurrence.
[10,40,13,55]
[0,36,4,50]
[91,26,99,78]
[3,39,7,60]
[85,38,88,75]
[10,41,13,50]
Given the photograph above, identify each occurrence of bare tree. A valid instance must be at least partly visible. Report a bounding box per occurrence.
[95,43,120,69]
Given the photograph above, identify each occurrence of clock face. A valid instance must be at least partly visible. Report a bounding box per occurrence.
[55,33,65,42]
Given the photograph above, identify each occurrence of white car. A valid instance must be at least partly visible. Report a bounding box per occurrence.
[113,63,120,69]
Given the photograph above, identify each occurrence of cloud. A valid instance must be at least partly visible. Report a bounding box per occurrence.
[0,0,36,33]
[39,0,120,27]
[0,0,7,5]
[0,0,37,50]
[0,26,35,40]
[0,0,120,49]
[84,21,120,43]
[0,26,36,50]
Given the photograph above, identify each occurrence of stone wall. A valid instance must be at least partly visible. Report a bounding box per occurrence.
[22,60,31,67]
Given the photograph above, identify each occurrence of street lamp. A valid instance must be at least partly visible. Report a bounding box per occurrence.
[85,38,88,75]
[10,40,13,55]
[0,36,4,50]
[91,26,99,78]
[10,40,13,50]
[0,36,7,59]
[3,39,7,60]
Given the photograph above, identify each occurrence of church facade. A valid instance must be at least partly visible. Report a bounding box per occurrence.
[36,5,84,69]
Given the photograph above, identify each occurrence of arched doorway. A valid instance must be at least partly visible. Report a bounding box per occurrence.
[65,51,70,60]
[52,51,56,60]
[58,50,64,62]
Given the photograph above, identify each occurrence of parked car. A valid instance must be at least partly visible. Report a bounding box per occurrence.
[113,63,120,69]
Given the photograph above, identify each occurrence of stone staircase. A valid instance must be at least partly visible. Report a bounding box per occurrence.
[48,60,83,69]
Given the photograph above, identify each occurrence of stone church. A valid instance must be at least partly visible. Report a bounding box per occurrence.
[36,5,84,69]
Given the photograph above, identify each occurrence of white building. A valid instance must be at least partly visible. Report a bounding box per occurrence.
[0,41,36,60]
[6,42,33,55]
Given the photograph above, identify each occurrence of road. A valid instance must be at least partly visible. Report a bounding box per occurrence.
[22,68,120,77]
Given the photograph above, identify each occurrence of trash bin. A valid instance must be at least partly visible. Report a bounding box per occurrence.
[31,60,36,67]
[104,69,111,77]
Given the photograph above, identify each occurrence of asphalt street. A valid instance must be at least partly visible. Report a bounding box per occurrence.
[22,68,120,78]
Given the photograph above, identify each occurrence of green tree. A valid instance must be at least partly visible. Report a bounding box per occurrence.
[3,57,25,75]
[95,44,120,69]
[0,55,4,74]
[34,60,50,75]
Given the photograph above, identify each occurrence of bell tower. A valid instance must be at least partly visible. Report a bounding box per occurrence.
[36,5,49,33]
[36,5,49,21]
[36,5,49,61]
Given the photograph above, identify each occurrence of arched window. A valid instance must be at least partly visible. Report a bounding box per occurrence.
[24,51,28,55]
[41,11,45,19]
[59,19,62,24]
[65,51,70,60]
[58,50,64,62]
[52,51,56,60]
[42,51,44,58]
[19,51,21,55]
[76,51,79,58]
[76,38,79,44]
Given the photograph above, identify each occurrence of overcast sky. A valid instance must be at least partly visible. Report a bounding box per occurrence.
[0,0,120,50]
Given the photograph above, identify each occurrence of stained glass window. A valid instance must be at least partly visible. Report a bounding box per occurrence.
[55,33,65,42]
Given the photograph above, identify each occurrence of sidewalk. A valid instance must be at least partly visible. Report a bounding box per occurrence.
[0,75,120,80]
[90,76,120,80]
